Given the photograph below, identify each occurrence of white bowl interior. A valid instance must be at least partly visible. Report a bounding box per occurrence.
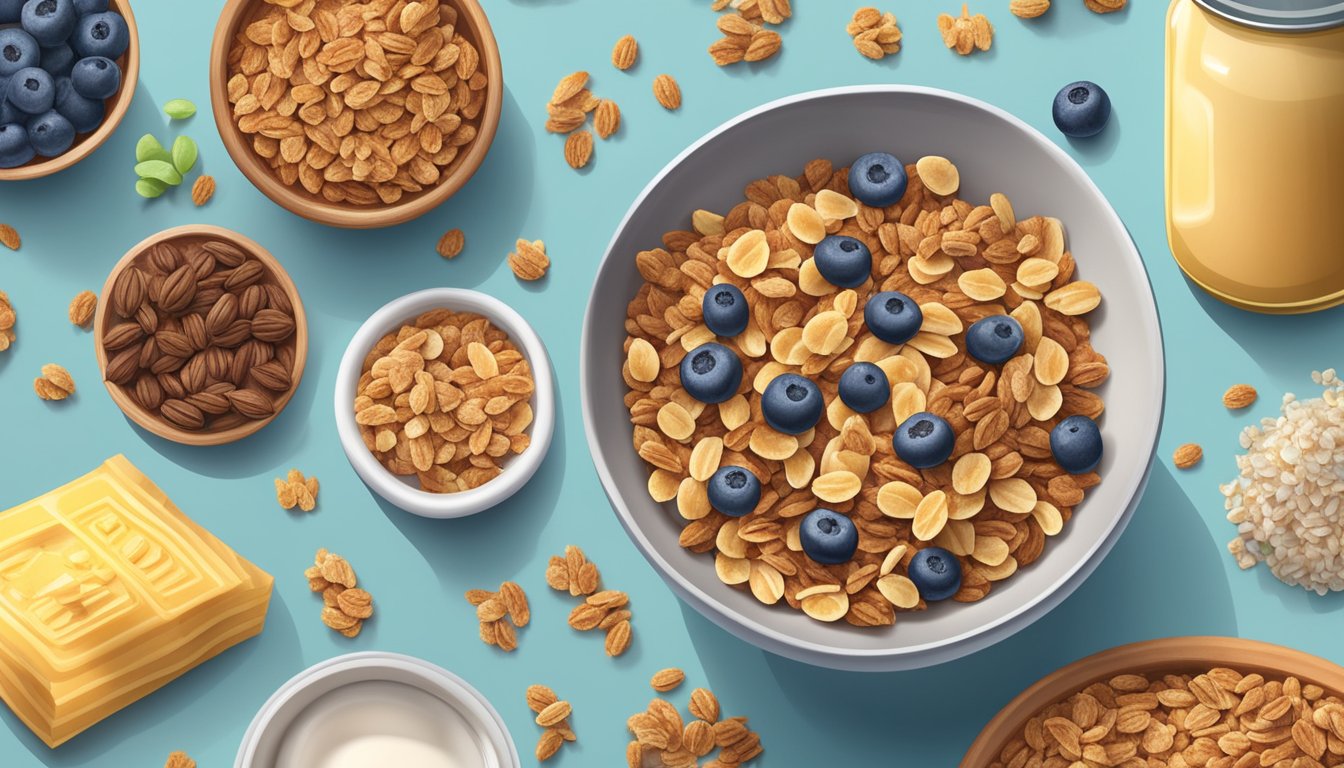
[581,86,1164,668]
[335,288,555,518]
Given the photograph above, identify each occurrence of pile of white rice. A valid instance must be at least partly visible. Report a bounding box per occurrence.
[1222,369,1344,595]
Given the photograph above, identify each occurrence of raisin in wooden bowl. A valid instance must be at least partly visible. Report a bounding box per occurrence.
[94,224,309,446]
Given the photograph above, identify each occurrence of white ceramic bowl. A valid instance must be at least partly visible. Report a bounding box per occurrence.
[335,288,555,518]
[234,652,519,768]
[580,86,1165,671]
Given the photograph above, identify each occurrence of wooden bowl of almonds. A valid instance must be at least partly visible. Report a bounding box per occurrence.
[207,0,503,229]
[94,224,308,446]
[961,637,1344,767]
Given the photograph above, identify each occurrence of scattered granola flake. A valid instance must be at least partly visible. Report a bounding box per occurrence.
[848,8,903,59]
[1172,443,1203,469]
[938,4,993,55]
[564,129,594,169]
[0,291,13,351]
[68,290,96,328]
[594,100,621,139]
[707,14,783,66]
[547,545,634,655]
[550,72,590,107]
[190,175,215,206]
[1222,383,1257,410]
[628,689,762,765]
[34,363,75,401]
[527,686,576,762]
[0,224,18,251]
[653,74,682,110]
[274,469,319,512]
[1084,0,1126,12]
[307,549,373,637]
[164,752,196,768]
[651,667,686,692]
[436,228,465,260]
[612,35,639,71]
[509,239,550,281]
[1010,0,1051,17]
[466,581,530,652]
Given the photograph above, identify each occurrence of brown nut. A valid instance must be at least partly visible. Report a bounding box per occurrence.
[251,308,295,342]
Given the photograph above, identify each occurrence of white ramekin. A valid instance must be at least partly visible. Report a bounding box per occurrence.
[335,288,555,518]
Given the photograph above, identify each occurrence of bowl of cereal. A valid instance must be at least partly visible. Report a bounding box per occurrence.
[580,85,1164,671]
[335,288,554,519]
[960,636,1344,767]
[208,0,502,229]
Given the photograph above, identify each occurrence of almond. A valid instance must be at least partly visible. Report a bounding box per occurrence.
[224,260,266,291]
[251,308,296,342]
[157,266,198,314]
[611,34,638,70]
[227,388,275,419]
[1222,384,1257,410]
[1010,0,1051,17]
[653,74,681,110]
[1173,443,1203,469]
[111,267,147,316]
[161,399,206,430]
[252,360,292,391]
[103,322,144,350]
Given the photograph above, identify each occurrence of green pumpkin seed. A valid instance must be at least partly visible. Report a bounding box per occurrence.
[135,178,169,199]
[171,136,198,176]
[163,99,196,120]
[135,160,183,186]
[135,134,169,164]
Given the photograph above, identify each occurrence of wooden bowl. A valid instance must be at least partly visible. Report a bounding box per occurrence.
[960,636,1344,767]
[0,0,140,181]
[93,224,308,446]
[207,0,503,229]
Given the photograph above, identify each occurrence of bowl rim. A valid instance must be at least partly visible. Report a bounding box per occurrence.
[93,224,309,446]
[233,651,521,768]
[580,84,1166,667]
[959,636,1344,767]
[0,0,140,181]
[207,0,503,229]
[333,287,555,519]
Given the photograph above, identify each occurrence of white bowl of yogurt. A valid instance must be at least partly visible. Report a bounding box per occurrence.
[235,652,519,768]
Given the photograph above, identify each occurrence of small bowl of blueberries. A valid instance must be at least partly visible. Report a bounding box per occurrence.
[0,0,137,179]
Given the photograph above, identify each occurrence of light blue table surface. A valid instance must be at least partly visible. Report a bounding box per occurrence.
[2,0,1340,765]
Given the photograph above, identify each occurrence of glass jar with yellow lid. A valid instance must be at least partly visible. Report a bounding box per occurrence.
[1166,0,1344,313]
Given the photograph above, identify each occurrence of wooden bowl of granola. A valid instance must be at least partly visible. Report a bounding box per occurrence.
[960,637,1344,767]
[0,0,140,181]
[93,224,308,446]
[207,0,502,229]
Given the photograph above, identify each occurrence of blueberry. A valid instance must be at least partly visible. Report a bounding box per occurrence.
[965,315,1024,365]
[21,0,78,47]
[39,42,74,77]
[838,362,889,414]
[848,152,908,208]
[812,235,871,289]
[26,109,71,156]
[800,509,858,565]
[761,373,823,435]
[0,29,39,77]
[702,283,749,337]
[70,55,117,99]
[72,0,106,12]
[893,412,955,469]
[0,0,23,22]
[864,290,922,345]
[7,67,53,114]
[0,91,21,124]
[0,123,34,167]
[908,547,962,601]
[1053,80,1111,139]
[707,466,761,517]
[1050,415,1102,474]
[70,11,127,59]
[679,342,742,405]
[53,77,99,131]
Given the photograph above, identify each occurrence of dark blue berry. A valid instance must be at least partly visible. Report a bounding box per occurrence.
[53,75,100,131]
[70,11,127,59]
[908,547,962,601]
[1050,415,1103,474]
[848,152,908,208]
[70,55,117,99]
[0,123,34,168]
[1053,81,1111,139]
[707,466,761,517]
[864,290,922,345]
[72,0,106,12]
[39,41,74,77]
[21,0,78,47]
[679,342,742,405]
[812,235,871,288]
[893,412,955,469]
[6,66,53,114]
[0,0,24,23]
[800,509,858,565]
[702,283,749,337]
[838,362,889,414]
[761,373,823,435]
[26,108,71,156]
[0,28,39,77]
[965,315,1024,365]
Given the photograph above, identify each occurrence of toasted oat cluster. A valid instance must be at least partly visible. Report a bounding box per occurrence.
[306,549,374,638]
[465,581,529,652]
[620,155,1108,627]
[545,545,634,656]
[626,686,763,767]
[353,310,535,493]
[992,668,1344,768]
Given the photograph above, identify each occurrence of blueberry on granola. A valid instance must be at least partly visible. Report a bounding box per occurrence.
[1051,414,1102,474]
[6,66,52,114]
[21,0,78,47]
[813,235,871,288]
[893,411,954,469]
[908,547,961,601]
[966,315,1024,365]
[679,342,742,404]
[762,373,823,435]
[702,283,749,337]
[0,28,39,77]
[848,151,908,207]
[839,362,890,414]
[864,290,922,344]
[1053,80,1111,139]
[708,466,761,517]
[800,509,858,565]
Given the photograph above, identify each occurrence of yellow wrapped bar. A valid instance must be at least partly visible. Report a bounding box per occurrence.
[0,455,272,747]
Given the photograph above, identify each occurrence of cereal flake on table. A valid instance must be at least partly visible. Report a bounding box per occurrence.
[627,685,763,766]
[938,4,993,55]
[0,223,20,251]
[525,684,576,762]
[307,548,373,638]
[436,228,465,259]
[69,291,97,328]
[164,751,196,768]
[0,291,15,352]
[1223,383,1257,410]
[465,580,529,652]
[847,8,903,60]
[274,468,319,511]
[1010,0,1051,18]
[34,363,75,401]
[508,239,550,281]
[546,545,634,656]
[191,175,216,207]
[653,74,682,110]
[612,34,639,70]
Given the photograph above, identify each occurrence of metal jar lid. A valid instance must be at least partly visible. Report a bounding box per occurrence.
[1194,0,1344,30]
